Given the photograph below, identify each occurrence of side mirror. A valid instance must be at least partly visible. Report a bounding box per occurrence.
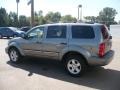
[21,33,27,39]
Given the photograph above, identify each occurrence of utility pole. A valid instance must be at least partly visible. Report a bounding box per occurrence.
[28,0,34,27]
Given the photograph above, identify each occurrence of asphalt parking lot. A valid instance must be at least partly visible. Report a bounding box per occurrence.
[0,39,120,90]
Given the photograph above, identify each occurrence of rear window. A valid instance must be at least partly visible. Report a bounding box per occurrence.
[72,26,95,39]
[101,25,109,39]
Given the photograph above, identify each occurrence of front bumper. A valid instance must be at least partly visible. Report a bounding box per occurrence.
[87,50,114,66]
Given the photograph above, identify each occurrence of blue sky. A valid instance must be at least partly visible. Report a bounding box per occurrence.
[0,0,120,21]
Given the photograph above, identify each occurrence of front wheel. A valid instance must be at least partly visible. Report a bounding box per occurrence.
[65,55,87,77]
[8,48,22,63]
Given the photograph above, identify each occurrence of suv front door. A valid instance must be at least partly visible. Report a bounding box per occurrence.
[42,25,68,59]
[21,27,44,56]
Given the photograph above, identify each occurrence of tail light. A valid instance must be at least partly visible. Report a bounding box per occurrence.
[99,43,105,57]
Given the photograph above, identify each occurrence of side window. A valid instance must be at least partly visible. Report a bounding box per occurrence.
[7,28,13,33]
[3,28,8,32]
[46,26,66,38]
[27,27,44,40]
[72,26,95,39]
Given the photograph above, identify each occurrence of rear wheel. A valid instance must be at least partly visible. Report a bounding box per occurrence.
[65,55,87,77]
[8,48,22,63]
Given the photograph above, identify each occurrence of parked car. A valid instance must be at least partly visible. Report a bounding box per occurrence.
[20,26,31,32]
[5,23,114,77]
[0,27,24,39]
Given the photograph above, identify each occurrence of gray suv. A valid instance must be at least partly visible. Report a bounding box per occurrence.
[6,23,114,76]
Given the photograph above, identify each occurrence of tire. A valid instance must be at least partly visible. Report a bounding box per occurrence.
[65,55,87,77]
[7,36,10,39]
[8,48,22,63]
[0,34,2,39]
[13,34,17,38]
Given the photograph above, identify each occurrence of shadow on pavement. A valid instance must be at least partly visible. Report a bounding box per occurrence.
[7,58,120,90]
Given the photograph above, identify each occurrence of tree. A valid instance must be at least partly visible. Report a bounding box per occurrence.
[0,7,8,26]
[45,12,61,23]
[97,7,117,26]
[8,12,18,27]
[19,15,30,27]
[38,10,43,17]
[38,16,46,25]
[84,16,97,23]
[34,11,39,26]
[60,15,77,23]
[37,10,46,25]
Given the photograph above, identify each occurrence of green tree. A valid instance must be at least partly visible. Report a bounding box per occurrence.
[38,10,43,17]
[0,7,8,26]
[34,11,39,26]
[37,10,46,25]
[38,16,46,25]
[60,15,77,23]
[45,12,61,23]
[84,16,97,23]
[98,7,117,26]
[8,12,18,27]
[19,15,30,27]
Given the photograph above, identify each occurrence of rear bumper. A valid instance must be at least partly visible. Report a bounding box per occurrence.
[87,50,114,66]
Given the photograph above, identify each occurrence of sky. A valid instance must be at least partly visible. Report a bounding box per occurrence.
[0,0,120,21]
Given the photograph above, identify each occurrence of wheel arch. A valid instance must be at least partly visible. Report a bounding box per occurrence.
[8,44,25,56]
[61,51,88,65]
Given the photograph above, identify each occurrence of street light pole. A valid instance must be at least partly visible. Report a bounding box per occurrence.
[80,5,82,21]
[16,0,19,26]
[17,2,18,18]
[78,5,82,22]
[78,6,80,21]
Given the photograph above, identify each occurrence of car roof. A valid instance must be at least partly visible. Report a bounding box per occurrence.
[36,23,103,27]
[0,27,17,29]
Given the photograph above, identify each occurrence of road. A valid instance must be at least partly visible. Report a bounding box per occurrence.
[0,38,120,90]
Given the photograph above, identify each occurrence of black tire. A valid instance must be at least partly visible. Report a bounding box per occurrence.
[0,34,3,39]
[7,36,10,39]
[8,48,22,63]
[13,34,17,38]
[65,55,87,77]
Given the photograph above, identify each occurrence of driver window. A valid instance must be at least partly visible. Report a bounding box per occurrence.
[27,27,44,40]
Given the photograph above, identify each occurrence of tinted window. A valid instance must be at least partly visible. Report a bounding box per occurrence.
[46,26,66,38]
[1,28,10,32]
[101,25,109,39]
[72,26,95,39]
